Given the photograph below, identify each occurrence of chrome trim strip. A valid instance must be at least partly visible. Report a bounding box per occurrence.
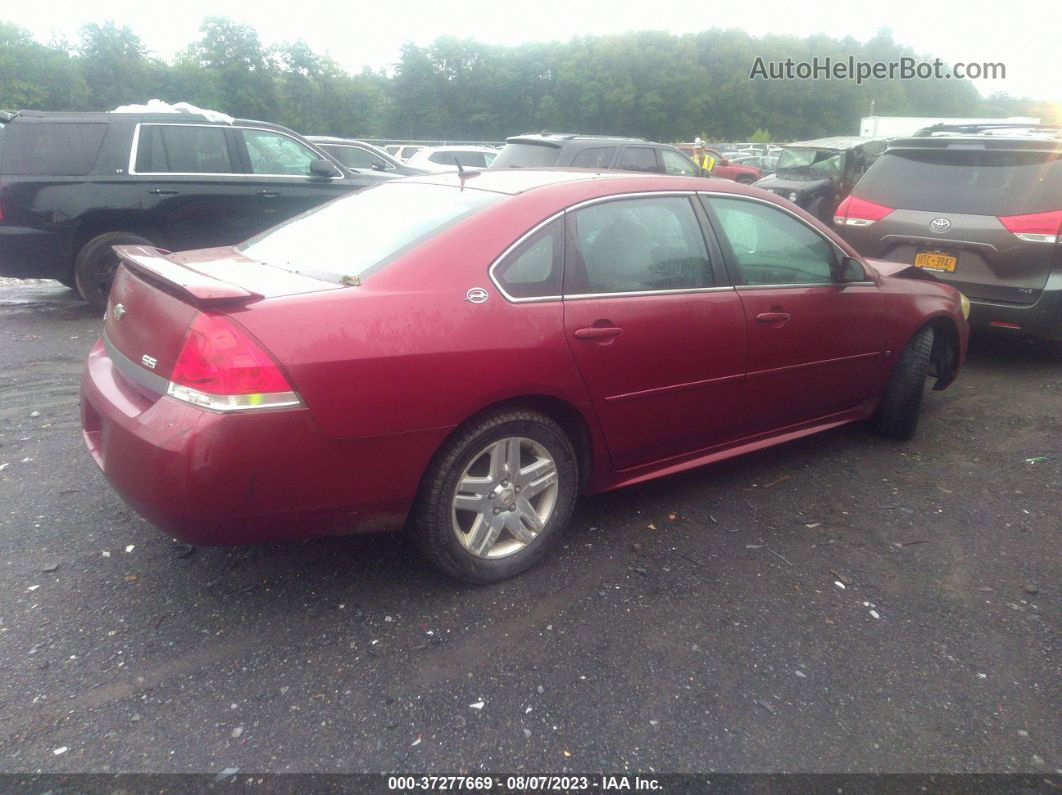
[103,334,168,395]
[735,282,876,290]
[565,286,736,300]
[129,122,341,179]
[605,372,745,404]
[746,350,881,381]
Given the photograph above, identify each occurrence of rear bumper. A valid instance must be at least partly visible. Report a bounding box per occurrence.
[80,338,449,545]
[969,285,1062,341]
[0,226,65,279]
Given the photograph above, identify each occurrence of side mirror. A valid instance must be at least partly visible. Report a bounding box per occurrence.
[310,158,340,178]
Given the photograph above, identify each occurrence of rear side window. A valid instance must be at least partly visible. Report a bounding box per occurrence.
[136,125,235,174]
[493,218,564,299]
[239,182,503,280]
[2,122,107,176]
[571,147,616,168]
[856,149,1062,215]
[327,145,389,170]
[568,196,713,294]
[491,143,561,168]
[617,147,659,173]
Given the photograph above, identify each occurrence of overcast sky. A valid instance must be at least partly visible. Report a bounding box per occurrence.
[7,0,1060,103]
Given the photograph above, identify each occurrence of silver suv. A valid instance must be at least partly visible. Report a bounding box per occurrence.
[836,125,1062,341]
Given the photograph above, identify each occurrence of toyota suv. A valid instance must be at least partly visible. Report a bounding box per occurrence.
[0,110,393,308]
[491,133,704,177]
[836,125,1061,340]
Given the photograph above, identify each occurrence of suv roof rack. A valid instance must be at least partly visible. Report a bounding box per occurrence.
[912,123,1060,138]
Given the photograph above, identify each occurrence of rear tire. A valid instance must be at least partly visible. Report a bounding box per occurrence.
[74,231,153,311]
[412,409,578,583]
[873,325,934,440]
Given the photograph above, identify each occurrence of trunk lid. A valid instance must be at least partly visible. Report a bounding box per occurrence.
[103,245,342,392]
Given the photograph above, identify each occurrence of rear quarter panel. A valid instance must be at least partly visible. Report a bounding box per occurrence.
[230,191,596,441]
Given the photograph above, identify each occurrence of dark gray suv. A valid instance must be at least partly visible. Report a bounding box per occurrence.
[836,126,1062,340]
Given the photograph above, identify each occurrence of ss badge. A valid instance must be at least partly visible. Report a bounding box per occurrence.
[141,354,158,370]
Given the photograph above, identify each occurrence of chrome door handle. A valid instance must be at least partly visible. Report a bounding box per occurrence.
[756,312,791,323]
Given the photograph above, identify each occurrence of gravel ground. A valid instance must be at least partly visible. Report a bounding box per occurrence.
[0,279,1058,774]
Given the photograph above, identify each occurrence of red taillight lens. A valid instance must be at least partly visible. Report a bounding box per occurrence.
[834,195,894,227]
[168,313,299,411]
[997,210,1062,243]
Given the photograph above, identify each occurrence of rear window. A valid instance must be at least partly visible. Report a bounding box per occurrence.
[856,148,1062,215]
[238,182,503,280]
[428,150,495,168]
[1,122,107,176]
[491,143,561,168]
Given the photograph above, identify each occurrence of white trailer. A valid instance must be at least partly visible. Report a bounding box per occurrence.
[859,116,1041,137]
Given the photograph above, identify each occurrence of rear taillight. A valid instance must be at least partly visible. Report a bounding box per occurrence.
[167,313,300,411]
[834,195,894,227]
[997,210,1062,243]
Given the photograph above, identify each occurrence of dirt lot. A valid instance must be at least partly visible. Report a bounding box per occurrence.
[0,279,1058,774]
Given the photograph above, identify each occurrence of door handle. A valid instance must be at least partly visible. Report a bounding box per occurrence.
[148,189,179,195]
[756,311,791,324]
[574,326,624,340]
[257,190,280,198]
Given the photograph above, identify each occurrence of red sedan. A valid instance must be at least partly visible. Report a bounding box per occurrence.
[80,170,969,582]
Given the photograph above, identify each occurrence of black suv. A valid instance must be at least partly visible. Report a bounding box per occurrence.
[754,137,888,222]
[836,125,1062,341]
[0,110,393,308]
[491,133,704,177]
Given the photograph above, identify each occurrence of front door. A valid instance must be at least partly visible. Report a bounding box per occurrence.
[702,195,885,431]
[562,194,747,470]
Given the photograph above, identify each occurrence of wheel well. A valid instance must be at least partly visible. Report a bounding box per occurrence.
[69,218,158,271]
[926,317,960,389]
[456,396,595,493]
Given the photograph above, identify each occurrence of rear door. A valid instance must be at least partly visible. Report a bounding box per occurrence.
[562,194,747,470]
[844,147,1062,305]
[234,127,357,237]
[703,194,885,430]
[133,122,260,250]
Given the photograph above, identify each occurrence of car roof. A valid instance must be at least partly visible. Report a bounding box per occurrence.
[417,145,497,153]
[887,134,1062,153]
[784,137,882,150]
[506,132,650,147]
[3,110,295,134]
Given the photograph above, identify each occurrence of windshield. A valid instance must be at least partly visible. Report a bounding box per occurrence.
[776,148,841,176]
[855,149,1062,215]
[239,182,504,280]
[491,142,562,168]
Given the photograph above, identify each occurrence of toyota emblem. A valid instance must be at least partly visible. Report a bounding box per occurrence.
[929,218,952,234]
[465,287,489,304]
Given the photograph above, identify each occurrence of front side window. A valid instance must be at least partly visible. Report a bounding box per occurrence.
[571,147,616,168]
[136,124,234,174]
[242,129,319,176]
[568,196,713,294]
[617,147,660,173]
[706,197,835,285]
[660,149,699,177]
[493,218,563,299]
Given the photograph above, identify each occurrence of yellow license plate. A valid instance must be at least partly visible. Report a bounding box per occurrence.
[914,251,957,272]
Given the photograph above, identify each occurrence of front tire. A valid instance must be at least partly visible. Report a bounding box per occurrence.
[412,409,578,583]
[74,231,153,311]
[873,325,934,439]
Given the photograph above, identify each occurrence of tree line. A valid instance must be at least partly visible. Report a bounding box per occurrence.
[1,18,1055,143]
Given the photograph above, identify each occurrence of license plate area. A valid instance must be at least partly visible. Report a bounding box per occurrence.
[914,250,957,273]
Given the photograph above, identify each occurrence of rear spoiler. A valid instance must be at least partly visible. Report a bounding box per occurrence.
[114,245,262,303]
